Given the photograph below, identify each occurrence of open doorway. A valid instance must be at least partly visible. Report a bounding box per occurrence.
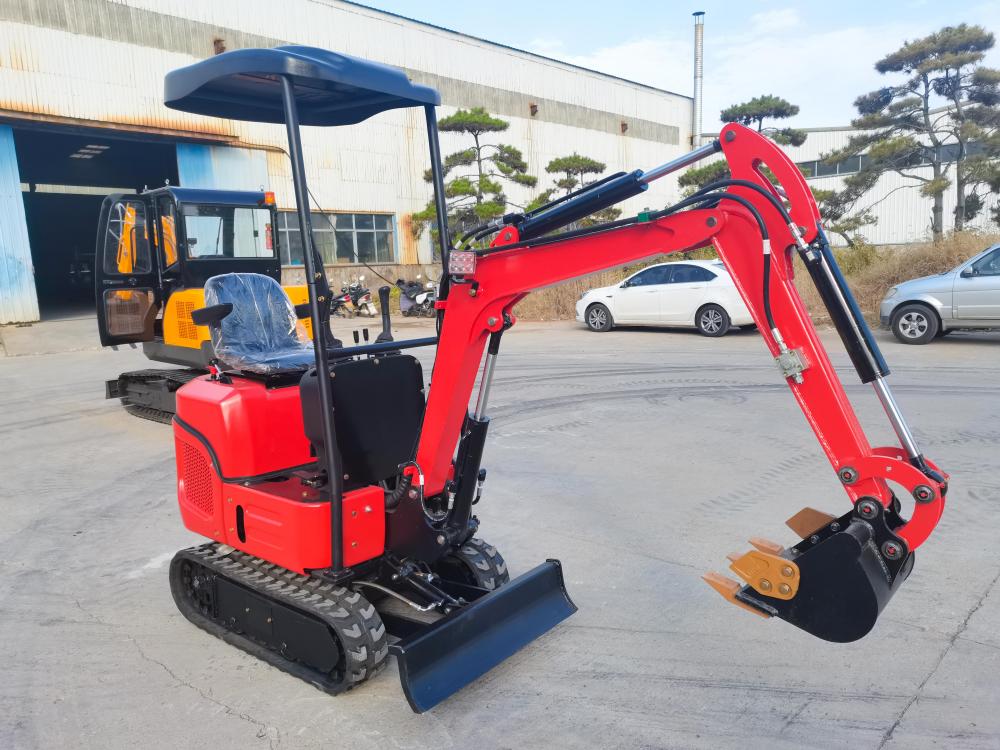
[13,125,178,320]
[21,192,105,318]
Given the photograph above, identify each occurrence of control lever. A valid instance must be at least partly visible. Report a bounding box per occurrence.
[295,300,342,349]
[375,285,394,343]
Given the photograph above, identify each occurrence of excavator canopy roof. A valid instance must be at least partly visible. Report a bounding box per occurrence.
[164,45,440,126]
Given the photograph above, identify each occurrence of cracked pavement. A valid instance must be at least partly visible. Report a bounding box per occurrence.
[1,317,998,749]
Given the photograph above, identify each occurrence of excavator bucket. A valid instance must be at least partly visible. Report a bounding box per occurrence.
[390,560,577,712]
[705,502,913,642]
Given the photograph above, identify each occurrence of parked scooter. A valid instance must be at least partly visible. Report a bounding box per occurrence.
[342,276,377,317]
[396,275,437,317]
[329,285,353,317]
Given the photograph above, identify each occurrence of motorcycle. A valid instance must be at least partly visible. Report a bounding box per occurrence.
[342,276,377,317]
[396,275,437,318]
[329,286,353,318]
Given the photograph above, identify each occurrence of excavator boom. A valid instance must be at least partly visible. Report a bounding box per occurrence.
[417,123,947,642]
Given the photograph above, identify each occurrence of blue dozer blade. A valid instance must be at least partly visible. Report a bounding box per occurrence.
[389,559,577,712]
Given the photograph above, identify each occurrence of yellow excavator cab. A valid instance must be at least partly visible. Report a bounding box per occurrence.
[96,186,313,421]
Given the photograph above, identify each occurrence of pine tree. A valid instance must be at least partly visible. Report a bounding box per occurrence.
[824,24,1000,236]
[413,108,536,245]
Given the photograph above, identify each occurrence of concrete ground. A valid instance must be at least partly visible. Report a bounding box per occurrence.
[1,315,999,749]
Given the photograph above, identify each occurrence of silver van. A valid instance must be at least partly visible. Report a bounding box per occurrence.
[880,244,1000,344]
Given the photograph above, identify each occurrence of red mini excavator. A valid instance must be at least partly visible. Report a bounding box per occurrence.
[151,46,948,712]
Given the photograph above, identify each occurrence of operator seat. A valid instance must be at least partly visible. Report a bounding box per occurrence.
[202,273,315,374]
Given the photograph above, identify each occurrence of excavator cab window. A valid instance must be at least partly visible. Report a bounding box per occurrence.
[182,205,275,260]
[156,195,180,270]
[94,194,159,347]
[103,199,152,275]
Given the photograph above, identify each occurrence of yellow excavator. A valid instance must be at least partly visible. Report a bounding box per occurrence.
[95,186,312,421]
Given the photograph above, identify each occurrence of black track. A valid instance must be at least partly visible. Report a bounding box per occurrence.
[124,404,174,424]
[116,368,202,423]
[169,544,388,694]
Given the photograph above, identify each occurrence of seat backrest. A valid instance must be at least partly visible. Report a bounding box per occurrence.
[299,354,426,488]
[203,273,306,371]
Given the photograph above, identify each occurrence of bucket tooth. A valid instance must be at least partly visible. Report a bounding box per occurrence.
[749,537,783,555]
[702,572,770,618]
[786,507,836,538]
[728,550,799,600]
[726,551,743,563]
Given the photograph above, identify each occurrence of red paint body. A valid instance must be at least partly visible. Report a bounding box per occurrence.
[171,123,945,578]
[175,375,312,478]
[173,377,384,573]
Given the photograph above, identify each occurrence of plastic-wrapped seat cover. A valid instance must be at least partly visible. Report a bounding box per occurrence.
[203,273,315,374]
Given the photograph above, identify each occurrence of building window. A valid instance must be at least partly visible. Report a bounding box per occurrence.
[838,155,861,174]
[277,211,395,265]
[815,159,839,178]
[798,142,984,180]
[798,157,863,178]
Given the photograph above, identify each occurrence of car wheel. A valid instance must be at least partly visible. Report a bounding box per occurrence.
[586,303,613,332]
[696,304,731,337]
[891,304,938,345]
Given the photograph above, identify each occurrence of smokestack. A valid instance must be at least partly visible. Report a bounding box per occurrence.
[692,11,705,149]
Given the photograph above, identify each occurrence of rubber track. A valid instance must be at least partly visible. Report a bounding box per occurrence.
[123,404,174,424]
[170,543,388,694]
[122,368,203,384]
[118,369,202,423]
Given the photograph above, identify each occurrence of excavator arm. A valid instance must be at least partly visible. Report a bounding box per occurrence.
[415,123,947,643]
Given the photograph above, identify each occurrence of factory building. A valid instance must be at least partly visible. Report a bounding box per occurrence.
[785,125,999,246]
[703,123,999,246]
[0,0,693,323]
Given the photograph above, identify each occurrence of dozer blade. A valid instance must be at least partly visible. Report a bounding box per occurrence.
[389,559,576,712]
[706,503,914,643]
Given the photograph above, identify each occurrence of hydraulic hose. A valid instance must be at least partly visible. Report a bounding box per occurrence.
[762,249,777,331]
[461,224,500,249]
[688,178,795,227]
[650,191,767,236]
[457,222,491,245]
[477,184,780,334]
[652,191,776,332]
[385,472,412,511]
[691,177,891,380]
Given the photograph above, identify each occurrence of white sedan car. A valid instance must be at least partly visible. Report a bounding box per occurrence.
[575,260,754,336]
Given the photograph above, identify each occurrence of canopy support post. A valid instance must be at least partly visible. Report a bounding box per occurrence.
[280,74,344,572]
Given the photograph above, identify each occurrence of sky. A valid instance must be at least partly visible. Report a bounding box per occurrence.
[361,0,1000,130]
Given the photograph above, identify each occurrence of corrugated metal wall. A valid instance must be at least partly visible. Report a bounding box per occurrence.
[1,0,694,280]
[782,129,1000,245]
[0,125,39,324]
[698,126,1000,245]
[0,2,692,267]
[176,143,269,190]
